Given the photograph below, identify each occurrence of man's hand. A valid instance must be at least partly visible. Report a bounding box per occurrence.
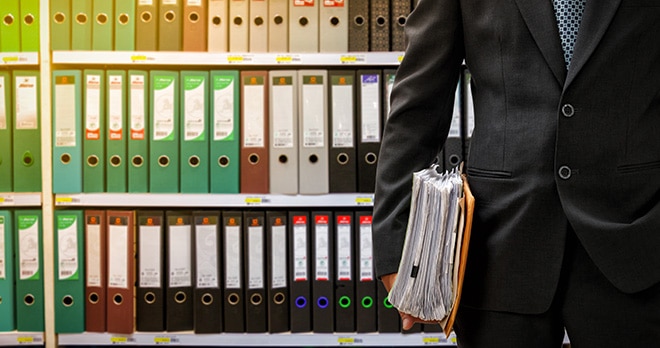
[381,273,441,331]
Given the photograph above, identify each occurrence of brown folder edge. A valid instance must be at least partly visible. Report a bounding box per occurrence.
[441,175,474,337]
[85,210,107,332]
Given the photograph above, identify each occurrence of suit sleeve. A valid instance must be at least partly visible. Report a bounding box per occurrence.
[373,0,465,279]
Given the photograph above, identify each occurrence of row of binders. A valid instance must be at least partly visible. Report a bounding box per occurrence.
[0,208,439,334]
[0,0,40,53]
[50,0,416,53]
[49,69,396,194]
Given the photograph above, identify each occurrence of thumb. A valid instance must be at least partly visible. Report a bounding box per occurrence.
[401,314,415,331]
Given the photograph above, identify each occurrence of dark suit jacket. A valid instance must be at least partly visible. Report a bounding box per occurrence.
[373,0,660,314]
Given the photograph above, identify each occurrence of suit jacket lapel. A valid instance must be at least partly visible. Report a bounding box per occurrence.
[565,0,622,87]
[514,0,566,87]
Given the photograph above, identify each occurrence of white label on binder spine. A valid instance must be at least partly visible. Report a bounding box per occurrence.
[271,80,295,148]
[86,75,102,140]
[54,78,77,147]
[18,215,39,280]
[248,225,264,289]
[314,216,330,281]
[169,225,192,287]
[130,75,146,140]
[336,216,352,281]
[57,216,79,280]
[302,77,325,148]
[360,74,380,143]
[108,224,128,288]
[108,75,124,141]
[359,217,374,282]
[271,225,287,288]
[15,76,38,130]
[139,225,162,288]
[196,225,219,288]
[184,77,206,141]
[243,84,265,147]
[213,76,235,141]
[293,218,308,281]
[331,83,354,148]
[153,76,175,141]
[86,223,102,287]
[225,225,241,289]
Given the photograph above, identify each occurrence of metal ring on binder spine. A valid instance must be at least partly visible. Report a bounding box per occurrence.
[88,292,99,304]
[140,11,152,23]
[118,13,130,25]
[24,294,35,306]
[24,14,35,25]
[62,295,74,307]
[273,292,286,305]
[131,155,144,168]
[60,153,72,164]
[228,293,240,305]
[250,293,263,306]
[53,12,66,24]
[113,293,123,305]
[175,291,187,304]
[96,13,108,25]
[202,293,214,305]
[144,292,156,304]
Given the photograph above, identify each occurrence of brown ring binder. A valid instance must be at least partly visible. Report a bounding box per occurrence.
[88,292,99,304]
[189,12,199,23]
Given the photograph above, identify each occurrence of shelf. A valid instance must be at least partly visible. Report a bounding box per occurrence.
[54,193,374,207]
[0,193,42,207]
[51,51,404,66]
[0,52,39,66]
[0,332,44,346]
[57,332,457,346]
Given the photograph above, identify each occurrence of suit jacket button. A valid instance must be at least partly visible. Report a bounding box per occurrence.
[562,104,575,117]
[558,166,572,180]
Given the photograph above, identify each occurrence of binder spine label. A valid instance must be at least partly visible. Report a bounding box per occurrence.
[271,77,295,149]
[359,216,373,282]
[271,224,287,289]
[54,76,77,147]
[15,76,38,130]
[168,226,192,287]
[213,76,235,141]
[314,216,329,281]
[293,218,308,281]
[86,223,102,287]
[153,76,176,141]
[108,223,129,288]
[243,79,265,148]
[0,217,5,279]
[0,77,6,129]
[360,74,381,143]
[86,75,102,140]
[130,75,146,140]
[336,216,351,281]
[294,0,314,6]
[225,225,241,289]
[57,215,80,280]
[184,77,206,141]
[248,225,264,289]
[18,215,40,280]
[139,0,154,4]
[108,75,124,141]
[302,76,325,148]
[331,77,354,148]
[195,224,219,288]
[323,0,343,6]
[139,226,162,287]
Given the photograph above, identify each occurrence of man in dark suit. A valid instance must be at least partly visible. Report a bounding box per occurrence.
[373,0,660,346]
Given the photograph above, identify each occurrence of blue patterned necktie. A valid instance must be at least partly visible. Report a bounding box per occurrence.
[552,0,587,68]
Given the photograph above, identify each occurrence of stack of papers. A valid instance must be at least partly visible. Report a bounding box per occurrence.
[388,164,474,336]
